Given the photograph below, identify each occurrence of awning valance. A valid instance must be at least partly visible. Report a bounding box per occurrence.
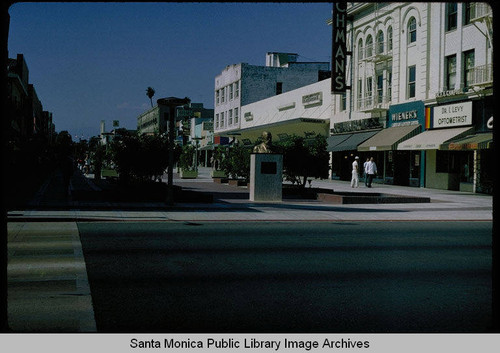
[357,125,421,151]
[328,130,380,152]
[439,132,492,150]
[397,126,473,150]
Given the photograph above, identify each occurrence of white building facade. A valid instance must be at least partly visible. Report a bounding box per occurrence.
[214,52,330,137]
[328,2,492,192]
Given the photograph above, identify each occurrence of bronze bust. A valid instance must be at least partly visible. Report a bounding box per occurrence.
[253,131,273,153]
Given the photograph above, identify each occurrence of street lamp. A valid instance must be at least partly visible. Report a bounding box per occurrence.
[157,97,191,205]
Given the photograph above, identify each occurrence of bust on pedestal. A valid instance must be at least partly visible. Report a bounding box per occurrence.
[250,132,283,202]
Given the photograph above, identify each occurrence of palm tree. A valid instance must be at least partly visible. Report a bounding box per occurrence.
[146,87,155,107]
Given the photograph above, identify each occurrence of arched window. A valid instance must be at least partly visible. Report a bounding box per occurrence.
[358,39,364,59]
[366,35,373,57]
[388,26,393,51]
[377,30,384,54]
[408,17,417,44]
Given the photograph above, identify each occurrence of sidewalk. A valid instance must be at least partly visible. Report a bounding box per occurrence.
[8,166,493,222]
[6,166,493,332]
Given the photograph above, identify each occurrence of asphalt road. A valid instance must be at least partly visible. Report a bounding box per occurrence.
[77,221,492,333]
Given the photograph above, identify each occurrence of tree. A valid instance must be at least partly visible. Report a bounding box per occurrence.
[221,144,251,180]
[146,87,155,107]
[274,134,330,187]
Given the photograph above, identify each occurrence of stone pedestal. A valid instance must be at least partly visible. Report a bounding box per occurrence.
[249,153,283,202]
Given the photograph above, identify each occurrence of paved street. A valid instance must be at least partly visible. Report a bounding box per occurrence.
[78,221,492,333]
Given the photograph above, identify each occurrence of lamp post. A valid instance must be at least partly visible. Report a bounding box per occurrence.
[157,97,191,205]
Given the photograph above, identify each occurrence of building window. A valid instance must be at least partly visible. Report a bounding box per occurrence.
[446,3,458,31]
[376,30,384,54]
[387,72,392,101]
[445,55,457,90]
[408,65,416,98]
[408,17,417,44]
[220,111,224,128]
[276,82,283,95]
[229,85,233,100]
[388,26,393,51]
[357,79,363,109]
[377,74,384,103]
[358,39,364,60]
[229,109,234,125]
[340,92,347,111]
[216,90,220,105]
[215,114,219,129]
[463,2,472,25]
[366,77,373,101]
[234,107,239,124]
[366,35,373,57]
[221,87,225,103]
[463,50,475,89]
[234,81,239,98]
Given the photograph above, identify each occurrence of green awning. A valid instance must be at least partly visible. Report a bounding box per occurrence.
[328,130,380,152]
[440,132,493,150]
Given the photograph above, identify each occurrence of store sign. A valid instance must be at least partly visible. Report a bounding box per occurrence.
[302,92,322,106]
[433,101,472,128]
[244,112,253,121]
[388,101,425,127]
[332,117,383,134]
[331,1,348,94]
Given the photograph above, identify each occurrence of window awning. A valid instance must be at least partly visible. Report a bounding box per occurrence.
[328,130,380,152]
[397,126,473,150]
[439,132,493,150]
[357,125,421,151]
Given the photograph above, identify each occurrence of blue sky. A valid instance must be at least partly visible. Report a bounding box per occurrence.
[8,2,333,140]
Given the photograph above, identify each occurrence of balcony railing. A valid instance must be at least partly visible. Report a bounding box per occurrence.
[357,94,391,112]
[359,42,393,62]
[466,64,493,87]
[470,3,492,21]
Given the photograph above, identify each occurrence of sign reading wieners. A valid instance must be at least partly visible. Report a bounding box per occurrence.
[331,1,349,94]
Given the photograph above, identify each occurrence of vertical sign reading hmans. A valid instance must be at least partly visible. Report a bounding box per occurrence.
[331,1,348,94]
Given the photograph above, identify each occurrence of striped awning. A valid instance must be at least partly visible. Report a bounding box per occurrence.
[397,126,474,150]
[440,132,493,150]
[358,125,421,151]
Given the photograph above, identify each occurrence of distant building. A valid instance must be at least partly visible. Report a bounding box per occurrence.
[214,52,330,136]
[7,53,53,145]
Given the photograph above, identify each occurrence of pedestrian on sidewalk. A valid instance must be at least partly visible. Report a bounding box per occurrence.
[351,156,360,188]
[363,157,370,186]
[366,157,377,188]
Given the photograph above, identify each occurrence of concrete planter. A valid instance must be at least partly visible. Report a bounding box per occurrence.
[179,169,198,179]
[228,179,248,187]
[211,170,227,178]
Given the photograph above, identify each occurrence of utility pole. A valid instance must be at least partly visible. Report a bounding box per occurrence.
[157,97,191,205]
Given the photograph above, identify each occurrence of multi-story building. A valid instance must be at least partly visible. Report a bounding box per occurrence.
[7,53,54,145]
[328,2,492,193]
[217,3,492,194]
[214,52,330,137]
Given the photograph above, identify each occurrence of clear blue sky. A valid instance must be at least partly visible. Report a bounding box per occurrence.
[8,2,333,140]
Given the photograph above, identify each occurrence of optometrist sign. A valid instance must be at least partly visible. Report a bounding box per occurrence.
[433,101,472,128]
[331,1,349,94]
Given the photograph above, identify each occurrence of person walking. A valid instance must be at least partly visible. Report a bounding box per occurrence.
[366,157,377,188]
[363,157,370,186]
[351,156,360,188]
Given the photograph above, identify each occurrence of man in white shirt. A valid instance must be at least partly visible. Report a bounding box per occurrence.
[351,156,360,188]
[366,157,377,188]
[363,157,370,186]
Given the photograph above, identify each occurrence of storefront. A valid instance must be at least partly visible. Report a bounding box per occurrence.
[327,117,383,181]
[398,100,477,191]
[357,102,425,186]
